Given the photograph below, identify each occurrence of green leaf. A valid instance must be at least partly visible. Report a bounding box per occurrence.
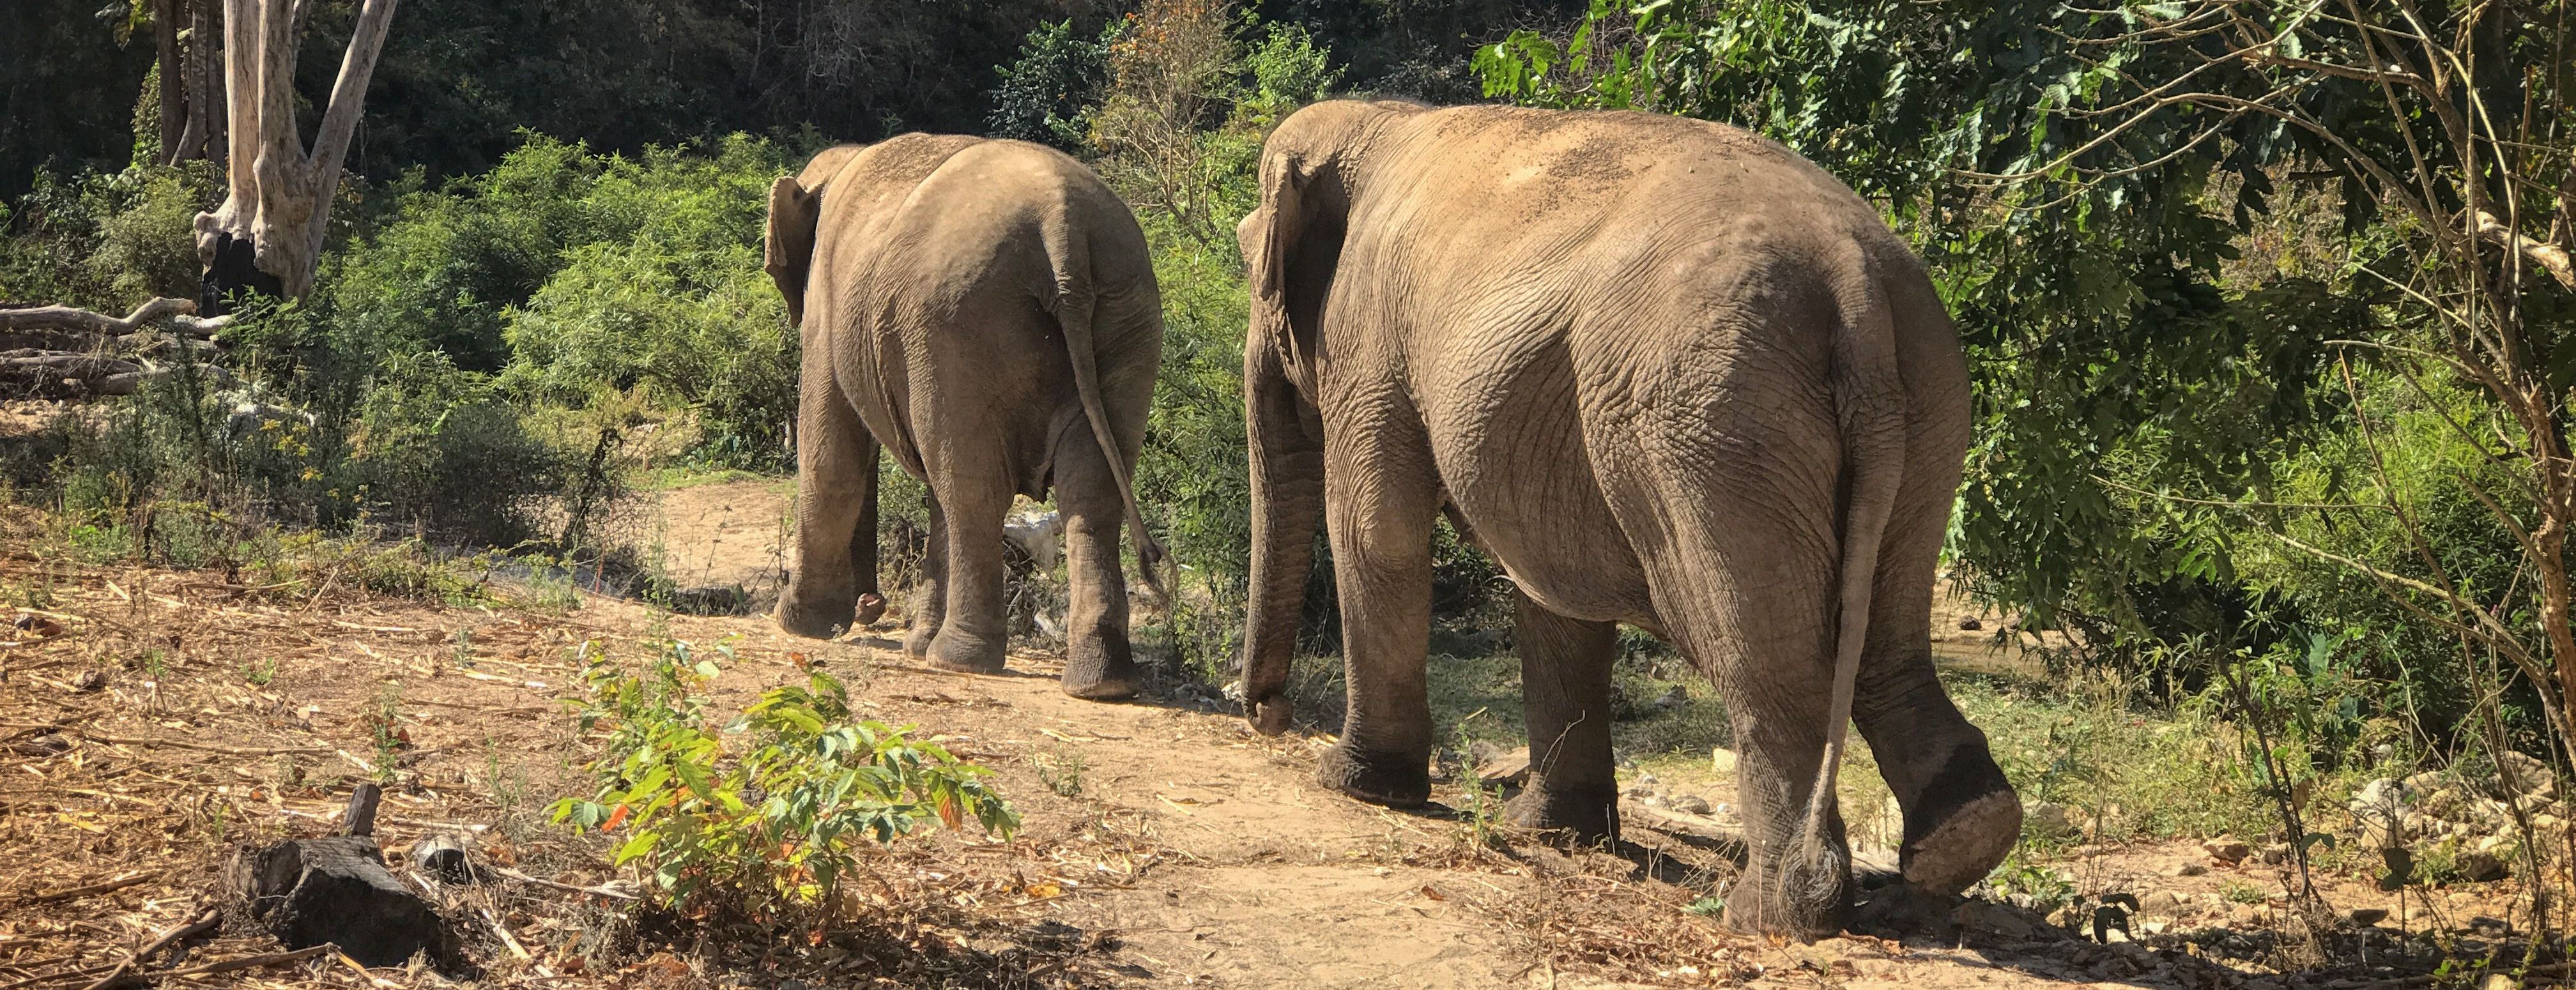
[615,829,661,864]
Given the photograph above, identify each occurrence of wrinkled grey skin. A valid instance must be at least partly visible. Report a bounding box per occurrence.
[767,135,1165,701]
[1233,101,2020,937]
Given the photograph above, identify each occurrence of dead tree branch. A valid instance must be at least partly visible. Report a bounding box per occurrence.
[2476,211,2576,289]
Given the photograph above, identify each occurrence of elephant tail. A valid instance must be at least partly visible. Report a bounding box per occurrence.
[1043,216,1170,601]
[1796,247,1908,867]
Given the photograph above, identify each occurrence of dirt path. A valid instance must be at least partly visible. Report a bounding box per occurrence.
[0,487,2526,989]
[618,481,2266,987]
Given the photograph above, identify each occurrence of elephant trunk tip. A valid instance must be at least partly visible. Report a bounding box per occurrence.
[1248,695,1293,736]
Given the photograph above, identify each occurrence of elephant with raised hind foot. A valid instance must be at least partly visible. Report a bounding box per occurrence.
[765,135,1165,701]
[1232,100,2020,938]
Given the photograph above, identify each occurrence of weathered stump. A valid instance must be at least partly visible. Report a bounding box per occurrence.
[229,836,449,967]
[227,785,459,969]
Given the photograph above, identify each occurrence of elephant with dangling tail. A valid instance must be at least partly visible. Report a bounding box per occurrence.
[765,135,1165,701]
[1232,101,2020,937]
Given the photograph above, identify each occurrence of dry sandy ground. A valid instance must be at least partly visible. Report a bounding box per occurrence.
[0,484,2549,989]
[647,477,800,595]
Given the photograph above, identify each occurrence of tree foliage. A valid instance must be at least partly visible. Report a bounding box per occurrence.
[990,19,1121,151]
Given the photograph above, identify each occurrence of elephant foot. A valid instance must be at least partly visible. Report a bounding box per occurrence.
[1315,742,1430,807]
[1502,782,1618,842]
[1899,748,2022,895]
[854,593,887,627]
[903,622,937,659]
[1062,673,1138,701]
[926,629,1007,674]
[1061,637,1140,701]
[774,588,853,641]
[1902,790,2021,895]
[1727,839,1851,940]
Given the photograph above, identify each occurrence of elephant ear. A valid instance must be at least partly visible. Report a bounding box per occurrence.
[1243,153,1324,390]
[764,176,822,326]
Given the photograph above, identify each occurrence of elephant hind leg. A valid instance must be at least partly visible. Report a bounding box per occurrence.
[1502,590,1620,841]
[1853,396,2017,896]
[1853,613,2017,895]
[924,473,1011,674]
[1643,524,1851,939]
[1052,423,1140,701]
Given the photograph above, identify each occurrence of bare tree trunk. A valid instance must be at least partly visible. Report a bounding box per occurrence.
[176,0,225,167]
[154,0,186,162]
[193,0,399,313]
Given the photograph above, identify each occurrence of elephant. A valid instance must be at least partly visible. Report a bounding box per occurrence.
[765,134,1165,701]
[1232,100,2020,936]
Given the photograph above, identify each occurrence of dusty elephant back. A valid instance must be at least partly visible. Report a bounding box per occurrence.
[804,137,1161,492]
[885,141,1156,303]
[1310,105,1965,615]
[1356,106,1933,330]
[804,135,988,266]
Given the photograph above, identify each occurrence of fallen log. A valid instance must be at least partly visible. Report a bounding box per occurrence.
[2476,211,2576,290]
[0,352,141,376]
[0,298,230,339]
[1622,803,1750,860]
[96,363,237,396]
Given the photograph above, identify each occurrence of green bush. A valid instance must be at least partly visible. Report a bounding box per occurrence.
[345,350,578,544]
[86,164,218,303]
[552,639,1016,918]
[2235,364,2543,740]
[314,134,802,471]
[0,162,216,311]
[500,241,793,468]
[324,137,619,371]
[1241,22,1345,115]
[47,326,581,556]
[987,19,1117,151]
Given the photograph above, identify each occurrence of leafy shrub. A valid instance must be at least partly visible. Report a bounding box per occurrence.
[85,163,219,302]
[1087,0,1254,245]
[552,639,1016,919]
[1132,213,1254,675]
[49,327,581,556]
[1241,22,1344,115]
[314,133,801,471]
[345,350,578,544]
[987,19,1117,151]
[1,162,215,311]
[500,241,793,469]
[324,137,619,371]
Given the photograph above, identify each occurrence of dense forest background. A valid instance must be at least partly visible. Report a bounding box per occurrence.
[0,0,1558,200]
[4,0,2573,805]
